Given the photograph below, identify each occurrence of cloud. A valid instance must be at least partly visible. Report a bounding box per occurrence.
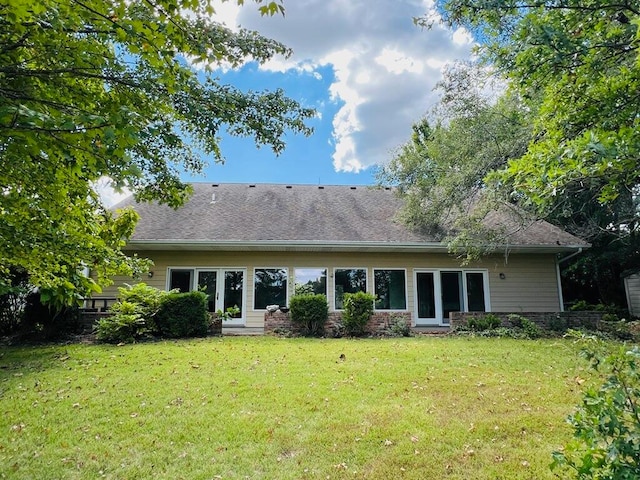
[216,0,475,172]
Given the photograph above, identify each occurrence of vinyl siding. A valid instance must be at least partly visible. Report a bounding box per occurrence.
[625,274,640,317]
[96,250,562,329]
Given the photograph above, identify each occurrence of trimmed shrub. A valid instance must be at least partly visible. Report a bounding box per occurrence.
[508,314,542,339]
[384,316,412,337]
[342,291,375,336]
[155,291,209,338]
[289,294,328,337]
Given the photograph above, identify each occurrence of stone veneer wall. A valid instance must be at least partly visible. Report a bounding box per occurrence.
[449,311,604,330]
[264,311,412,336]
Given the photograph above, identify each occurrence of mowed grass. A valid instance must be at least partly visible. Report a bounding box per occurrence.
[0,336,591,479]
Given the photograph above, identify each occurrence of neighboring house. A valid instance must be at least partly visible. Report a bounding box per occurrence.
[624,272,640,317]
[101,183,589,331]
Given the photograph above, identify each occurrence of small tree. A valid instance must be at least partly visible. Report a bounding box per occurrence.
[289,294,328,337]
[342,291,375,337]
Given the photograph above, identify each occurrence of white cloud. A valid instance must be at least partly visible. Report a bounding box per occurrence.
[223,0,476,172]
[94,177,130,208]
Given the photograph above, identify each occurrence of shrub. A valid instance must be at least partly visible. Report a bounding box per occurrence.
[155,291,209,338]
[289,294,328,337]
[383,316,412,337]
[22,292,81,339]
[508,314,542,339]
[342,291,375,337]
[116,283,170,333]
[548,315,568,332]
[95,301,147,343]
[552,339,640,478]
[467,314,502,331]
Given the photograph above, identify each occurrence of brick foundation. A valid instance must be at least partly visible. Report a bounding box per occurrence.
[449,311,604,330]
[265,311,412,336]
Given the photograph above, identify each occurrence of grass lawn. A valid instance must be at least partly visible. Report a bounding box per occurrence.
[0,336,592,479]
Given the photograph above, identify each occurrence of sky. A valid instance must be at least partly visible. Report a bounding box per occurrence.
[101,0,475,205]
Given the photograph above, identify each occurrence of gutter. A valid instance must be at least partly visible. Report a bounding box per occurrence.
[558,247,584,264]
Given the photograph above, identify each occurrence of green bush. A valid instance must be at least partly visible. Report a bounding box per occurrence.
[155,291,209,338]
[467,314,502,331]
[552,339,640,478]
[95,301,147,343]
[289,294,328,337]
[116,283,170,333]
[22,292,81,339]
[342,291,375,337]
[508,314,542,339]
[384,316,412,337]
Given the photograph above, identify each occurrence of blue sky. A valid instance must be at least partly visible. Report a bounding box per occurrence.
[101,0,474,205]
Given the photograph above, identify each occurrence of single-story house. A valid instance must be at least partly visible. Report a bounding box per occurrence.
[100,183,589,332]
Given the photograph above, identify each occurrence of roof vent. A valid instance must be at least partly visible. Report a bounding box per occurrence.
[210,193,217,204]
[249,184,256,188]
[286,185,292,189]
[318,186,324,189]
[211,184,219,187]
[350,186,357,190]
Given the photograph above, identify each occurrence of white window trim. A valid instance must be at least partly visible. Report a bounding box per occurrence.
[333,267,369,310]
[372,268,408,312]
[252,267,289,312]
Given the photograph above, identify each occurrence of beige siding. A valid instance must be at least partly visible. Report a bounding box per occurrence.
[95,250,562,328]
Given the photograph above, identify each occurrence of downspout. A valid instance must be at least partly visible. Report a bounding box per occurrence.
[556,247,584,312]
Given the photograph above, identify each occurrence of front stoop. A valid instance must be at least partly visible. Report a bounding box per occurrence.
[222,326,264,336]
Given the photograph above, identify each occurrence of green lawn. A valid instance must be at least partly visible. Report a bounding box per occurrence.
[0,336,591,479]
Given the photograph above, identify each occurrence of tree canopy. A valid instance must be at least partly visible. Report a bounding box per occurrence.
[382,2,640,304]
[0,0,314,307]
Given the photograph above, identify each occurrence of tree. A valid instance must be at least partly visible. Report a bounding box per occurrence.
[400,2,640,305]
[417,0,639,237]
[0,0,314,307]
[378,63,534,257]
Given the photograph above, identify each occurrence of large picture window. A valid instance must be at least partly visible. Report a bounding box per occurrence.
[374,269,407,310]
[334,268,367,309]
[294,268,327,296]
[254,268,288,310]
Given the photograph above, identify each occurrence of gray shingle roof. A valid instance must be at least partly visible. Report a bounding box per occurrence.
[114,183,587,251]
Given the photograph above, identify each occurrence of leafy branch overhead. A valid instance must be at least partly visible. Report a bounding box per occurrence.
[0,0,314,306]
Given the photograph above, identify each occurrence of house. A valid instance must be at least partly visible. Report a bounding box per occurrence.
[100,183,589,332]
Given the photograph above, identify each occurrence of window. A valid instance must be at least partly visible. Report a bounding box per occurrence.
[334,268,367,309]
[374,269,407,310]
[414,269,489,325]
[167,268,245,323]
[169,269,193,292]
[294,268,327,296]
[254,268,288,310]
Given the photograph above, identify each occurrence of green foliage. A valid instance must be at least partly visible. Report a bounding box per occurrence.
[467,314,502,332]
[0,268,30,335]
[95,301,146,343]
[508,314,542,339]
[155,291,209,338]
[548,315,569,333]
[289,294,328,337]
[22,293,81,339]
[377,63,534,260]
[341,291,375,337]
[116,282,171,332]
[383,316,413,338]
[216,305,241,322]
[0,0,313,306]
[552,341,640,479]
